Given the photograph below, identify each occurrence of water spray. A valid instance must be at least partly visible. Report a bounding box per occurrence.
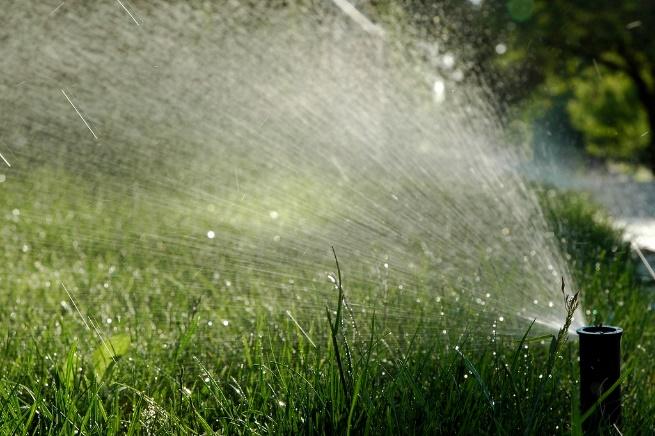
[576,325,622,432]
[1,0,584,340]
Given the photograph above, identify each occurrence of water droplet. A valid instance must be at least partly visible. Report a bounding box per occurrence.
[433,78,446,103]
[442,53,455,69]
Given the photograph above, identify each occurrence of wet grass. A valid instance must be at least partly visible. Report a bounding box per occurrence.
[0,176,653,434]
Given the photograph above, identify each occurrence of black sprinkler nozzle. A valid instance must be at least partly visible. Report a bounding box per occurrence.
[576,325,622,433]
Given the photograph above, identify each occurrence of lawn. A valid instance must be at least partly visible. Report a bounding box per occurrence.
[0,167,653,435]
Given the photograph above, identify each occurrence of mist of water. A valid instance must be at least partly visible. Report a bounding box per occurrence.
[0,1,584,341]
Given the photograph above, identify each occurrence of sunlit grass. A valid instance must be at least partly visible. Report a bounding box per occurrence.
[0,172,653,434]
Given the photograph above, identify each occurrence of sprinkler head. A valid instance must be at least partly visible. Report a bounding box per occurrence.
[576,325,622,433]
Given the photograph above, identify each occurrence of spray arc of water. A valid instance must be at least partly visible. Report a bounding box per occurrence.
[0,1,584,342]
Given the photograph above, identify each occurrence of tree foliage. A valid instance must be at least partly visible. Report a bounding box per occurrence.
[375,0,655,168]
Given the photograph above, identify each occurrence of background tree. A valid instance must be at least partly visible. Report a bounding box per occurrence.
[502,0,655,168]
[373,0,655,170]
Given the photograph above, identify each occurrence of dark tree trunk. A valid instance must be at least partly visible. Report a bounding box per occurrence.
[646,103,655,172]
[625,60,655,171]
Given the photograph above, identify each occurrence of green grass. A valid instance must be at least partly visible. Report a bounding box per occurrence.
[1,172,654,434]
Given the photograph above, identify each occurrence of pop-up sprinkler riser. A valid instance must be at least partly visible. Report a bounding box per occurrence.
[577,325,622,433]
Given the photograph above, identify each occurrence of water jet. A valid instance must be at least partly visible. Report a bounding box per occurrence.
[0,1,584,346]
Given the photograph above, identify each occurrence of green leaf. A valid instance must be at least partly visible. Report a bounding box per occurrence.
[92,334,131,379]
[60,342,78,391]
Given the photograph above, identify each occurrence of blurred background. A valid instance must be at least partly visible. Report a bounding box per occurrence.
[365,0,655,258]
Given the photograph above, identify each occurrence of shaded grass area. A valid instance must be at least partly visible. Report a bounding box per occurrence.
[0,174,653,434]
